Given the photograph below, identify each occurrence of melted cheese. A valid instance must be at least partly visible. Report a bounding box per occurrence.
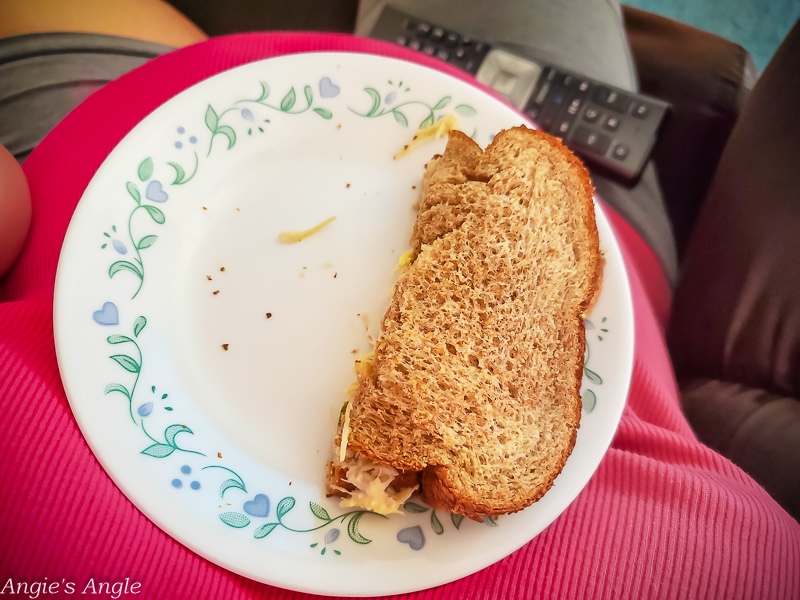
[394,114,459,159]
[338,401,353,463]
[278,215,336,243]
[338,455,417,515]
[398,249,417,269]
[336,350,417,515]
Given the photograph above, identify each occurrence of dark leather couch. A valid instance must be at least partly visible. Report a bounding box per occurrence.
[167,1,800,521]
[630,11,800,520]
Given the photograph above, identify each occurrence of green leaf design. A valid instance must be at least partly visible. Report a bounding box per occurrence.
[432,96,451,111]
[313,107,333,119]
[303,85,313,107]
[419,113,435,130]
[482,516,498,527]
[141,443,175,458]
[582,388,597,413]
[584,367,602,385]
[280,88,297,112]
[454,104,477,117]
[109,354,140,373]
[309,502,331,522]
[254,522,280,539]
[392,110,409,127]
[451,513,465,530]
[346,512,371,544]
[137,235,158,250]
[107,334,134,345]
[276,496,296,519]
[255,82,270,102]
[402,502,429,514]
[168,161,187,185]
[219,478,247,497]
[137,157,154,182]
[205,105,219,132]
[104,382,130,399]
[430,511,444,535]
[126,182,141,203]
[164,424,191,447]
[143,205,166,224]
[133,316,147,337]
[109,260,143,280]
[363,88,381,116]
[216,125,236,150]
[219,512,251,528]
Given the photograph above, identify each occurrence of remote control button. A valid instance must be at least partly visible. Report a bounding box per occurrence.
[430,27,445,42]
[559,73,575,88]
[408,39,421,51]
[604,116,621,131]
[436,48,450,61]
[593,86,632,113]
[572,125,611,155]
[557,117,574,135]
[583,106,601,123]
[612,144,629,160]
[632,103,650,118]
[416,22,432,37]
[422,43,436,56]
[578,79,591,92]
[533,81,551,105]
[526,106,540,121]
[566,96,583,115]
[444,31,460,46]
[396,35,408,46]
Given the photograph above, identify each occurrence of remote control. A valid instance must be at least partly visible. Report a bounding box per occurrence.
[366,5,670,185]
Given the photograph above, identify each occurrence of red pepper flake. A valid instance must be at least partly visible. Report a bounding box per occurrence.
[336,123,342,130]
[202,206,208,211]
[266,312,273,319]
[221,343,229,351]
[333,272,338,279]
[206,275,212,281]
[220,266,226,272]
[217,452,223,459]
[212,290,220,295]
[412,185,417,190]
[346,183,351,189]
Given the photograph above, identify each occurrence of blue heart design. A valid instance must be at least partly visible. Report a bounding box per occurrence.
[397,525,425,550]
[319,76,340,99]
[93,302,119,325]
[146,180,169,203]
[243,493,270,517]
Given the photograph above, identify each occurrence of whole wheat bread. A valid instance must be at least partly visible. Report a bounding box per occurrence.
[328,126,601,519]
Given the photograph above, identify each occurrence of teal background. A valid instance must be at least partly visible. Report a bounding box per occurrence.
[624,0,800,72]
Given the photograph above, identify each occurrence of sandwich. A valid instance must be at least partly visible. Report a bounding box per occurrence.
[326,125,602,520]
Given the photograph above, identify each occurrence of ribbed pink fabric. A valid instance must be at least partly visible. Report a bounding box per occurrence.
[1,33,798,600]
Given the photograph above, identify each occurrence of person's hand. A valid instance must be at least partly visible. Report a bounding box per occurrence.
[0,144,32,279]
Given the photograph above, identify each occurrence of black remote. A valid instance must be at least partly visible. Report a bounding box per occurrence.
[366,5,669,185]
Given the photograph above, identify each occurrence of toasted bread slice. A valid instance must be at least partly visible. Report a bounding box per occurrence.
[328,126,601,520]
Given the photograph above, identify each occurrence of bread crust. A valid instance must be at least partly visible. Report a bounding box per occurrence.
[336,126,601,520]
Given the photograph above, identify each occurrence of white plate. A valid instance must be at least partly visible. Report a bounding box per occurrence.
[54,52,633,597]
